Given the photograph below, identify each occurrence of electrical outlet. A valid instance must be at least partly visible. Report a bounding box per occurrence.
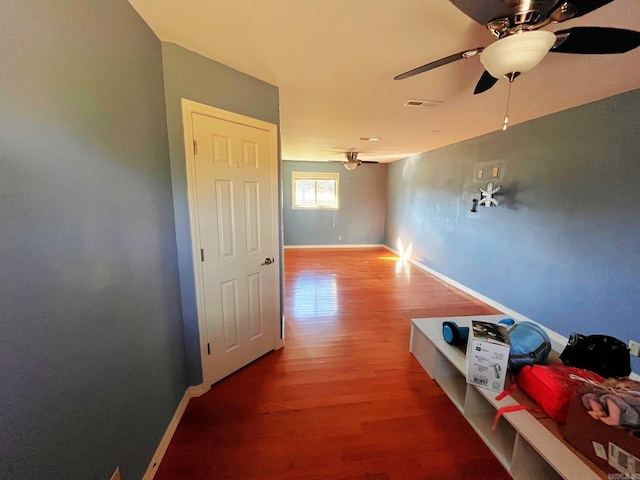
[110,467,121,480]
[338,235,342,241]
[630,340,640,357]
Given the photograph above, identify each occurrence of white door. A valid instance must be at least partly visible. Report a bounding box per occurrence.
[189,107,280,386]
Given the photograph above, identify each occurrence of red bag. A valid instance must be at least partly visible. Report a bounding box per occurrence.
[516,364,604,423]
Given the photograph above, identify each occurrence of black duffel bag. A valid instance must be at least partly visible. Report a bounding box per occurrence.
[559,333,631,378]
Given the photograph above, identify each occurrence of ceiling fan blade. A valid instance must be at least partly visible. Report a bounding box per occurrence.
[360,161,379,164]
[551,0,614,20]
[473,70,499,94]
[449,0,512,26]
[552,27,640,54]
[394,48,482,80]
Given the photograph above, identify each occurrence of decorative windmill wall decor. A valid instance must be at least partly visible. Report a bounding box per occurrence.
[471,182,502,212]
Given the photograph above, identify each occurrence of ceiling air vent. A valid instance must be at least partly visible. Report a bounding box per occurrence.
[403,99,443,107]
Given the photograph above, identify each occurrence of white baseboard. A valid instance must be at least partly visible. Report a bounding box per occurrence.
[143,383,211,480]
[284,243,384,249]
[382,245,640,380]
[187,383,211,398]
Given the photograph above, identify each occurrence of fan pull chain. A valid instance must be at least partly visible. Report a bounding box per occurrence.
[502,75,513,131]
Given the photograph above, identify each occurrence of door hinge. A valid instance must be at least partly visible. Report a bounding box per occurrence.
[193,139,198,155]
[207,343,210,355]
[200,249,205,261]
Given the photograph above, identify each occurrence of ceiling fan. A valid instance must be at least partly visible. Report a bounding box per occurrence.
[395,0,640,96]
[333,152,379,171]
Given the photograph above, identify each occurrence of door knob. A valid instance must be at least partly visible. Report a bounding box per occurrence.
[261,257,274,266]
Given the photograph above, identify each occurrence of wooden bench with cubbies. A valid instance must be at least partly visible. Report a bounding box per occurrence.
[410,314,608,480]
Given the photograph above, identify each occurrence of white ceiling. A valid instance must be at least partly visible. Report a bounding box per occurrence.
[129,0,640,163]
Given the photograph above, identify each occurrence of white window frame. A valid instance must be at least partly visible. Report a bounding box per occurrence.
[291,171,340,210]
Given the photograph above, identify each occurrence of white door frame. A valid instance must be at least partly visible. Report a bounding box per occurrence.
[181,98,283,387]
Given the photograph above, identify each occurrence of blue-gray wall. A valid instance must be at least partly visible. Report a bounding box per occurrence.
[283,161,388,245]
[385,89,640,373]
[0,1,187,479]
[161,43,280,385]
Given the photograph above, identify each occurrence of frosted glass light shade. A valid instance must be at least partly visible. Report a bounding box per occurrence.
[480,31,556,78]
[344,162,358,171]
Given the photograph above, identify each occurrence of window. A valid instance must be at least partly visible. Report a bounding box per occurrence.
[292,172,339,210]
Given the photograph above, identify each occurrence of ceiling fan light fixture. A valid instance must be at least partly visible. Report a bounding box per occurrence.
[480,30,556,78]
[344,162,358,171]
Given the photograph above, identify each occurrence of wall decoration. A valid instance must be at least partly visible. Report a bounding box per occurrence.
[471,182,502,212]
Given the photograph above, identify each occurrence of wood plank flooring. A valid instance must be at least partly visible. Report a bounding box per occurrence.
[154,248,508,479]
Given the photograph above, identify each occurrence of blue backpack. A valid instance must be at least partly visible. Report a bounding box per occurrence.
[501,320,552,371]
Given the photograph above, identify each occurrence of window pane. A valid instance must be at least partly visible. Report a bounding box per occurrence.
[291,172,339,210]
[295,180,315,206]
[316,180,336,206]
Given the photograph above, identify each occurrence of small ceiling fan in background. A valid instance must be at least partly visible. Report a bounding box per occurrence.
[395,0,640,98]
[331,151,380,171]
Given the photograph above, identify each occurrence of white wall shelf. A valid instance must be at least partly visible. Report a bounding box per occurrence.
[410,315,604,480]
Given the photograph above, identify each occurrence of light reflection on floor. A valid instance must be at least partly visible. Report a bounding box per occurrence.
[377,255,411,277]
[395,259,410,277]
[377,256,400,261]
[289,274,338,318]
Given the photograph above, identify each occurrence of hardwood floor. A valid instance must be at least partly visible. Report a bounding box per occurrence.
[154,248,508,479]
